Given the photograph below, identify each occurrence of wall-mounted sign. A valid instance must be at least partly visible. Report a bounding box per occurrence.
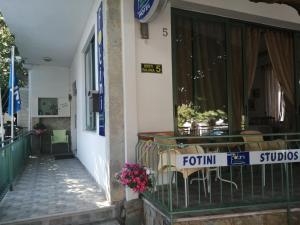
[141,63,162,73]
[176,149,300,169]
[227,152,250,166]
[97,2,105,136]
[176,153,228,169]
[134,0,168,23]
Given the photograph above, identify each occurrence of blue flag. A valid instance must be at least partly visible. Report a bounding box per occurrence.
[8,64,21,116]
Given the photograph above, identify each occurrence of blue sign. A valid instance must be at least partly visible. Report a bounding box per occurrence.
[134,0,166,23]
[134,0,154,22]
[227,152,250,166]
[8,64,21,116]
[97,2,105,136]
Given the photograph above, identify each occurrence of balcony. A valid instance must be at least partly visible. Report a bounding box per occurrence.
[136,132,300,223]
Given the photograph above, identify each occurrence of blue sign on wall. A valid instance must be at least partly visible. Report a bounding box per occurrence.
[134,0,167,23]
[227,152,250,166]
[97,2,105,136]
[134,0,155,22]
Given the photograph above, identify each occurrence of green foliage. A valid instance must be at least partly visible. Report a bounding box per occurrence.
[196,109,227,125]
[177,103,198,127]
[177,103,227,127]
[0,13,27,89]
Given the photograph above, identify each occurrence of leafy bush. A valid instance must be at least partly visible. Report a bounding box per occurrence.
[177,103,198,127]
[177,103,227,127]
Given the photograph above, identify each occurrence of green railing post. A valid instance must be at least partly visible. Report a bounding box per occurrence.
[168,148,173,213]
[8,143,13,191]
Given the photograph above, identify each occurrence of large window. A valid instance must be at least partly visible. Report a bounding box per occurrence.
[85,36,96,131]
[172,9,297,135]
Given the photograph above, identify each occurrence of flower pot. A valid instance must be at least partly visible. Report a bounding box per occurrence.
[126,187,139,201]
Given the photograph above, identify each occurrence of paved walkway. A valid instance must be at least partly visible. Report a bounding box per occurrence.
[0,155,107,223]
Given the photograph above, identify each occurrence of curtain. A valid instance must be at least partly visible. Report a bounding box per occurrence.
[246,27,262,97]
[193,20,227,112]
[265,30,294,106]
[264,66,282,121]
[175,16,193,106]
[231,26,243,132]
[265,30,295,130]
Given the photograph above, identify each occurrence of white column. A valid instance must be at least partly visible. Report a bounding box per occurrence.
[121,0,139,200]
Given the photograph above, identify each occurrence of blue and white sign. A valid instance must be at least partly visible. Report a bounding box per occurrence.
[176,149,300,169]
[227,152,250,166]
[97,2,105,136]
[250,149,300,165]
[134,0,167,23]
[176,153,227,169]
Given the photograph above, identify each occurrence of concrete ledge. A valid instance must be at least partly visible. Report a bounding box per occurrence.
[175,208,288,222]
[143,198,300,225]
[0,206,116,225]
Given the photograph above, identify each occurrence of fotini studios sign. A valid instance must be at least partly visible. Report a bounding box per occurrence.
[134,0,168,23]
[176,149,300,169]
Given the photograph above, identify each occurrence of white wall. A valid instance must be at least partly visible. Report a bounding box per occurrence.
[136,3,173,132]
[29,65,70,119]
[134,0,300,134]
[70,0,110,201]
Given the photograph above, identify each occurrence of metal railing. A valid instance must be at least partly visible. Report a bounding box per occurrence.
[0,131,31,200]
[136,133,300,218]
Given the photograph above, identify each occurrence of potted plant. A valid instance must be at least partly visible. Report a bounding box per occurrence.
[33,122,47,135]
[115,163,154,194]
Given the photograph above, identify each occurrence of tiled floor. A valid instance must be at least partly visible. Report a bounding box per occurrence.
[0,156,107,223]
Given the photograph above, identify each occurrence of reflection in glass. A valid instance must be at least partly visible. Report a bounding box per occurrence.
[174,16,228,135]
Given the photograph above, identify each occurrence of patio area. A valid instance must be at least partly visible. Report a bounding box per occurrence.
[0,155,109,224]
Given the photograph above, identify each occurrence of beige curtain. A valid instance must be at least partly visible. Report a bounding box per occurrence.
[265,30,295,131]
[246,27,262,97]
[231,27,243,132]
[264,66,282,121]
[265,30,294,106]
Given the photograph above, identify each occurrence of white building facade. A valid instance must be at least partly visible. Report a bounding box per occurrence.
[2,0,300,204]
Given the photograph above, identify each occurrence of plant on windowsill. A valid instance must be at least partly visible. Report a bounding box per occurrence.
[115,163,154,193]
[33,122,47,135]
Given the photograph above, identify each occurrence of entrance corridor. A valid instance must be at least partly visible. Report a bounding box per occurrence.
[0,156,108,224]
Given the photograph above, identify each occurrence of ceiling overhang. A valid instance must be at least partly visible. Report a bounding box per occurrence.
[250,0,300,15]
[0,0,96,67]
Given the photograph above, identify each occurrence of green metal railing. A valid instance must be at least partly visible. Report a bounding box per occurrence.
[136,133,300,219]
[0,131,31,200]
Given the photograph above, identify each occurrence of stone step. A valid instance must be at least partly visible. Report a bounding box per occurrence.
[83,220,120,225]
[0,206,117,225]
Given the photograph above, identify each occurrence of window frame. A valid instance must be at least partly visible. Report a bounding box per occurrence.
[84,36,96,131]
[171,8,299,134]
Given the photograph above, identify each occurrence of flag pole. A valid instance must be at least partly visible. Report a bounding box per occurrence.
[10,46,15,141]
[0,86,4,144]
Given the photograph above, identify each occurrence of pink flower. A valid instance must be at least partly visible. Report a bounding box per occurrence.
[114,163,153,193]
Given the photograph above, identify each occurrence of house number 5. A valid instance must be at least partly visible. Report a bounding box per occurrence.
[163,28,168,37]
